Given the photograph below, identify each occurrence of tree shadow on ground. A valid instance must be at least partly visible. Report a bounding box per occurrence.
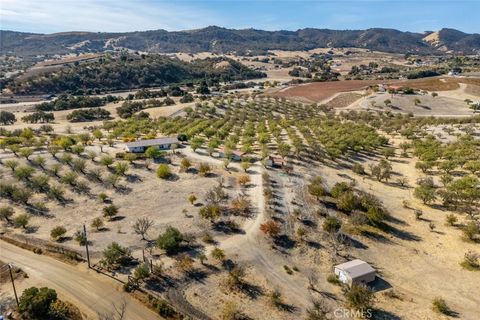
[371,308,402,320]
[273,234,296,249]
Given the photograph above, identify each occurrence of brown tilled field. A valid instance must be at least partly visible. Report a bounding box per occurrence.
[272,77,480,102]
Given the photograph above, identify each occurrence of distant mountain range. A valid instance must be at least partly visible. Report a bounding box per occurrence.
[1,26,480,58]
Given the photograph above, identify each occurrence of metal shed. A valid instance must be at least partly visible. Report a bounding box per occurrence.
[334,259,376,286]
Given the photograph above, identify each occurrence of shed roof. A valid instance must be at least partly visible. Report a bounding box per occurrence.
[217,147,245,157]
[335,259,375,279]
[125,137,178,148]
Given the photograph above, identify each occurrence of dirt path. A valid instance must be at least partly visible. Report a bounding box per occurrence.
[179,147,313,311]
[0,240,160,320]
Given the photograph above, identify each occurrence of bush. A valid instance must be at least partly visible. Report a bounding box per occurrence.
[260,220,281,237]
[460,251,480,271]
[103,204,119,220]
[330,182,351,198]
[463,221,479,241]
[352,163,365,175]
[156,164,171,179]
[198,163,211,176]
[50,226,67,241]
[18,286,58,318]
[74,230,87,246]
[102,242,131,268]
[91,217,104,231]
[14,214,30,229]
[0,110,16,125]
[327,274,341,285]
[432,297,450,315]
[323,216,341,234]
[345,284,374,311]
[156,226,183,254]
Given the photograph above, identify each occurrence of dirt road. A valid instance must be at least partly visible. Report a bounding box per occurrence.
[0,240,160,320]
[179,148,313,311]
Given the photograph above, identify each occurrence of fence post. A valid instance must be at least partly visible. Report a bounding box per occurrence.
[8,264,19,308]
[83,224,91,268]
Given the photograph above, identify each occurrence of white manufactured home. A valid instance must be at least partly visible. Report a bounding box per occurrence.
[124,137,179,153]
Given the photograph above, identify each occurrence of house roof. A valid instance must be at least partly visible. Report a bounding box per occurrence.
[335,259,375,279]
[125,137,178,148]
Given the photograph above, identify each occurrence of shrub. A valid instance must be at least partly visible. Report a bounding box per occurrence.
[345,284,374,311]
[308,176,326,199]
[445,214,457,226]
[50,226,67,241]
[237,174,250,187]
[330,182,351,198]
[156,226,183,254]
[102,242,131,268]
[91,217,104,231]
[98,192,108,202]
[74,230,87,246]
[14,214,30,229]
[327,274,341,285]
[198,163,211,176]
[198,205,221,222]
[103,204,119,220]
[463,221,479,241]
[352,163,365,175]
[260,220,281,237]
[156,164,171,179]
[460,251,480,271]
[188,193,197,205]
[211,247,226,261]
[283,265,293,275]
[0,206,14,223]
[323,216,341,234]
[18,286,57,318]
[432,297,450,315]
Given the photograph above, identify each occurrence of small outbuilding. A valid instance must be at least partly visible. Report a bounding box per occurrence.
[216,147,245,161]
[334,259,376,286]
[265,155,285,168]
[124,137,179,153]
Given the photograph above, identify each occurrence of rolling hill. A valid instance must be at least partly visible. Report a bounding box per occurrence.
[1,27,480,58]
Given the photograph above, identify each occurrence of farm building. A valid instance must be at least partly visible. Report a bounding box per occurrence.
[215,147,245,161]
[334,259,376,286]
[265,155,285,168]
[124,137,179,153]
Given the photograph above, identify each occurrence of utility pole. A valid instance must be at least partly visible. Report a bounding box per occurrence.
[83,224,91,268]
[8,264,19,307]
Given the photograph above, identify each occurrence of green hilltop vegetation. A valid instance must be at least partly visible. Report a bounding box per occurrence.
[5,53,266,95]
[2,27,480,58]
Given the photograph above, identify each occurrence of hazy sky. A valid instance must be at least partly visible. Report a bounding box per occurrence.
[1,0,479,34]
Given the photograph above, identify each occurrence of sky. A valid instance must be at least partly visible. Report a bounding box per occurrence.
[1,0,479,34]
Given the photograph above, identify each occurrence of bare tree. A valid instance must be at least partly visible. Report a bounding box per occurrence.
[98,300,127,320]
[133,217,154,240]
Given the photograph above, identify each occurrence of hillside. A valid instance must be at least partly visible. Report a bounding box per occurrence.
[2,27,480,58]
[4,54,266,94]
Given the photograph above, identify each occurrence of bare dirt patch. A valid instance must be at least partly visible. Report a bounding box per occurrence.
[272,80,382,102]
[348,92,473,117]
[326,92,364,108]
